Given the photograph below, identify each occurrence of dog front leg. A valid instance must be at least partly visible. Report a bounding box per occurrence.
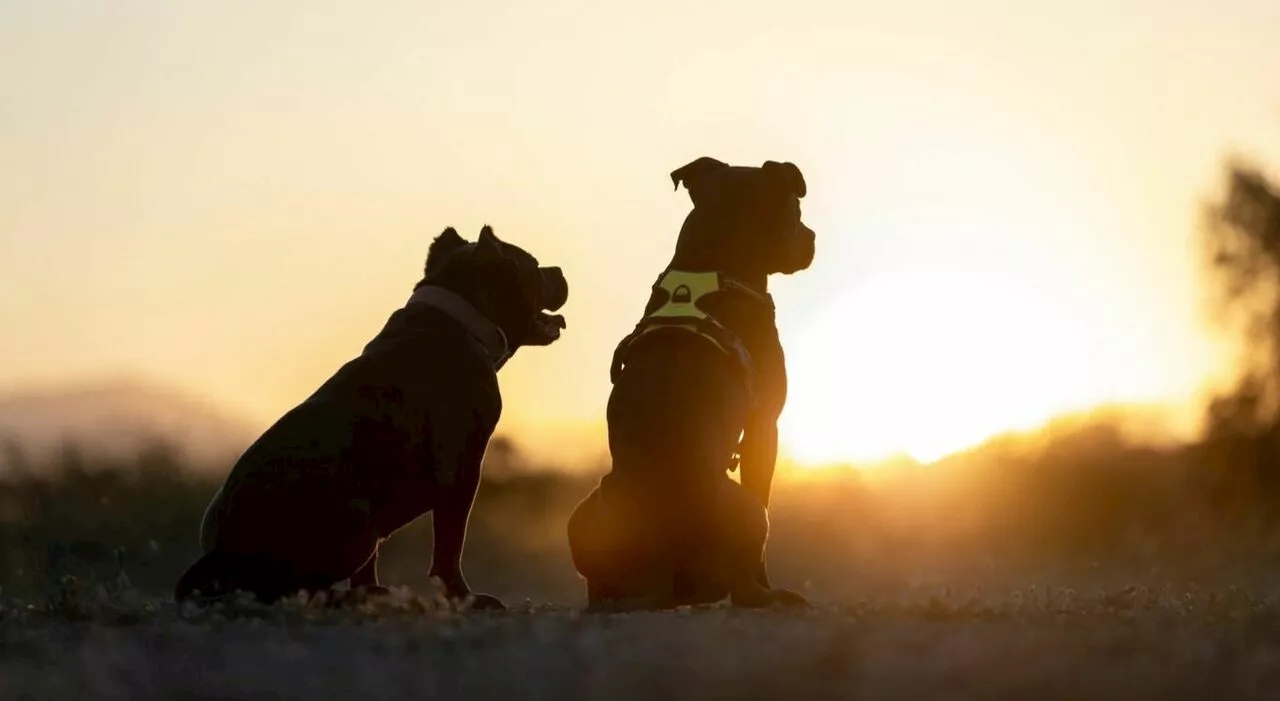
[739,420,778,508]
[739,418,779,588]
[351,546,378,585]
[349,544,391,596]
[429,466,505,611]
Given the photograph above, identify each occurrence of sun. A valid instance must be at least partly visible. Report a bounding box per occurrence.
[777,261,1176,467]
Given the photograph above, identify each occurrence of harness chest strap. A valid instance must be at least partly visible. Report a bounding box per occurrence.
[609,270,761,405]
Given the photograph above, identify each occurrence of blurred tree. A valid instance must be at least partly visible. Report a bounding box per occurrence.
[1204,162,1280,413]
[1201,158,1280,522]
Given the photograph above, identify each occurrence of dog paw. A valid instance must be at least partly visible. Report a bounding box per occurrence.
[730,584,810,609]
[460,592,506,611]
[729,584,777,609]
[353,584,393,599]
[766,588,810,608]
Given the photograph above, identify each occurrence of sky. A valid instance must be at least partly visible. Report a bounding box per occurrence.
[3,0,1280,467]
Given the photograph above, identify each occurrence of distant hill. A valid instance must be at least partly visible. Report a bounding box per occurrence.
[0,378,257,470]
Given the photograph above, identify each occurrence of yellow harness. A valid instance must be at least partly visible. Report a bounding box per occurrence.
[609,270,768,406]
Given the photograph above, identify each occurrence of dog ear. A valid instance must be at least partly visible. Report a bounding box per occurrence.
[476,224,503,261]
[670,157,731,192]
[426,227,467,274]
[432,227,466,251]
[762,161,807,198]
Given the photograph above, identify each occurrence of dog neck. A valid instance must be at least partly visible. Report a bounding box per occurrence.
[406,285,512,370]
[717,274,773,308]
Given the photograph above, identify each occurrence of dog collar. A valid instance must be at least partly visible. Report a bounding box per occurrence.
[406,285,512,370]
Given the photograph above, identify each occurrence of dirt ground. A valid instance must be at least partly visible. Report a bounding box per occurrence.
[4,586,1280,701]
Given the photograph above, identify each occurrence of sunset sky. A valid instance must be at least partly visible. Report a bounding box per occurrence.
[3,0,1280,467]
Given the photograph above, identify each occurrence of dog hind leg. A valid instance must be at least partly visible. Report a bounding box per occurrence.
[568,483,677,610]
[173,550,300,605]
[689,478,807,609]
[179,495,382,606]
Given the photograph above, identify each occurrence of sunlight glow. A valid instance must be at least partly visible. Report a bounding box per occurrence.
[1,1,1267,466]
[779,226,1190,466]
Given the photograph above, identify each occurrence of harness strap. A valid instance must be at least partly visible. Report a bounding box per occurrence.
[609,269,765,409]
[609,318,754,389]
[720,277,774,310]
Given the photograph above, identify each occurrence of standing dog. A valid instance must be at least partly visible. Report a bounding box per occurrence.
[567,157,815,609]
[175,226,568,609]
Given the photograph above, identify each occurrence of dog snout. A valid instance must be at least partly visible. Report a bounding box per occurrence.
[539,266,568,311]
[786,224,816,273]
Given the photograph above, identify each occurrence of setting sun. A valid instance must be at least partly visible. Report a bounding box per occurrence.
[777,198,1214,466]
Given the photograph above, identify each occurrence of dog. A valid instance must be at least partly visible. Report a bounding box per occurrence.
[174,226,568,609]
[567,157,815,610]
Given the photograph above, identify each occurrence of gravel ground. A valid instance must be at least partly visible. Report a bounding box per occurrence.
[4,585,1280,700]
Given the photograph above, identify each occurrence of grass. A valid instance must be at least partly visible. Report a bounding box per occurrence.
[5,580,1280,700]
[6,423,1280,699]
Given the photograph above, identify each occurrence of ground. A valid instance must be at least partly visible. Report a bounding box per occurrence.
[4,584,1280,700]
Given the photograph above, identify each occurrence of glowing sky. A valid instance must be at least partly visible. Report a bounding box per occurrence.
[3,0,1279,466]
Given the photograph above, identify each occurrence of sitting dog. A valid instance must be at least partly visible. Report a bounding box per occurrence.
[567,157,814,610]
[174,226,568,609]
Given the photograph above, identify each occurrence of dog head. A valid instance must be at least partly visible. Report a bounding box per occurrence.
[420,226,568,349]
[669,157,815,278]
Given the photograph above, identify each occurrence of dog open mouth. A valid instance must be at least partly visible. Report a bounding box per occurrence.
[530,312,567,344]
[527,266,568,345]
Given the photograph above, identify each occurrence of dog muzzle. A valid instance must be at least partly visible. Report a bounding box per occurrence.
[540,266,568,312]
